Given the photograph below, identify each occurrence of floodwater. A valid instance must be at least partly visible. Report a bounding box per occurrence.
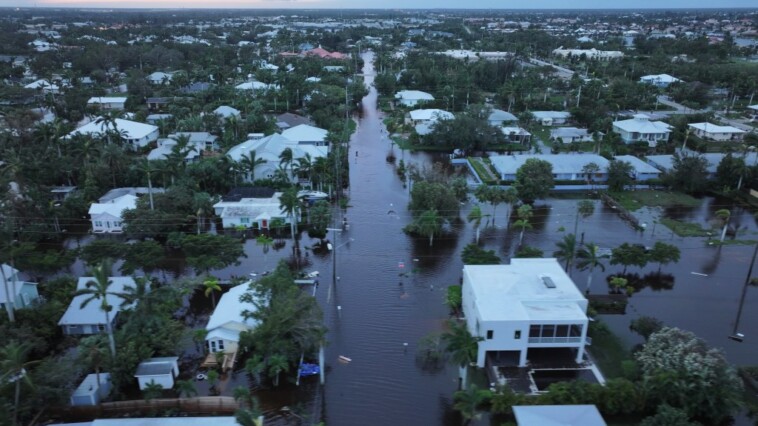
[44,51,758,425]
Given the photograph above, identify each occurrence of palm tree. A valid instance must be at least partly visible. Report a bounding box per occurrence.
[235,407,264,426]
[114,276,152,312]
[716,209,731,243]
[133,159,156,210]
[467,205,484,244]
[576,243,606,294]
[142,382,163,401]
[240,150,266,182]
[292,153,313,186]
[513,204,533,247]
[267,354,289,387]
[553,233,578,273]
[99,143,127,188]
[0,341,36,426]
[78,335,109,403]
[453,384,492,425]
[94,113,120,146]
[279,147,294,181]
[442,320,483,390]
[202,276,221,308]
[76,260,119,358]
[416,209,443,247]
[176,379,198,398]
[279,187,302,240]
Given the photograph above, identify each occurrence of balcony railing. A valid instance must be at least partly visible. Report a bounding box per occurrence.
[528,337,583,344]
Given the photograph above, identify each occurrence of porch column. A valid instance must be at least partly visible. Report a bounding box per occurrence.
[575,323,589,364]
[518,349,527,367]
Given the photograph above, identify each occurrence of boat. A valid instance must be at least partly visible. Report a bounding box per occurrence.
[298,190,329,201]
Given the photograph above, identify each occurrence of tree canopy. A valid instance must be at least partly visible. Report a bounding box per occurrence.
[513,158,553,204]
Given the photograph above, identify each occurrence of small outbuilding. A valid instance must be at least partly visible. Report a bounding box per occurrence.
[70,373,112,406]
[134,357,179,390]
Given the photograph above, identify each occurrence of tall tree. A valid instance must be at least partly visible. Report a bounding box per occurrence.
[239,150,266,183]
[279,187,302,240]
[554,233,578,272]
[607,160,634,192]
[415,209,443,247]
[75,260,119,358]
[0,341,36,426]
[514,158,554,204]
[467,205,484,244]
[715,209,731,243]
[514,204,533,247]
[442,320,483,390]
[77,335,109,403]
[611,243,648,274]
[182,234,246,276]
[453,384,492,425]
[648,242,681,272]
[576,243,606,294]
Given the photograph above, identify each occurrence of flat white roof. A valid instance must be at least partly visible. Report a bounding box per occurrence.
[281,124,328,143]
[72,373,110,398]
[688,122,745,134]
[531,111,570,119]
[513,405,607,426]
[88,194,138,217]
[464,259,587,322]
[490,154,609,176]
[87,97,127,104]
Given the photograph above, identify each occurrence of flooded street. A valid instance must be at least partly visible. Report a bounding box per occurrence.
[46,51,758,425]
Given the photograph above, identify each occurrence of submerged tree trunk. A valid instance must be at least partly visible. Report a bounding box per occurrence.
[105,310,116,358]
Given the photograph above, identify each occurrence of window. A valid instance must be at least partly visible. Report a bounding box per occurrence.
[541,325,555,338]
[218,340,225,351]
[514,330,521,340]
[210,341,217,352]
[97,324,105,332]
[529,325,540,338]
[570,324,583,337]
[94,221,103,227]
[113,221,121,227]
[486,330,493,340]
[240,217,250,224]
[556,325,569,337]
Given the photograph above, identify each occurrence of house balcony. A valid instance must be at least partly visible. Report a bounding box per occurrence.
[528,336,583,344]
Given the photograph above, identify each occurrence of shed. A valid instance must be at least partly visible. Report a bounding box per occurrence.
[70,373,111,406]
[134,357,179,390]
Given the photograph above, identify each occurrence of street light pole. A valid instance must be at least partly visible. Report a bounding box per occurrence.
[326,227,342,289]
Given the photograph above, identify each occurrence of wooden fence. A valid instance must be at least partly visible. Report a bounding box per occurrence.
[49,396,240,422]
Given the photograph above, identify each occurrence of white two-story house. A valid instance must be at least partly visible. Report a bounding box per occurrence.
[461,258,589,368]
[205,283,260,354]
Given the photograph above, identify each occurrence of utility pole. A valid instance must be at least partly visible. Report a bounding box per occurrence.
[730,242,758,342]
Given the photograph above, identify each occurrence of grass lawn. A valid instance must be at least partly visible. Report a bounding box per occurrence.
[587,321,630,379]
[659,218,711,237]
[608,190,700,212]
[469,158,497,184]
[530,126,552,148]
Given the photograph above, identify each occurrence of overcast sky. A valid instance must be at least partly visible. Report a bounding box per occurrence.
[4,0,757,9]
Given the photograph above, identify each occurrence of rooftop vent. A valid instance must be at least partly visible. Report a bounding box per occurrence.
[541,276,556,289]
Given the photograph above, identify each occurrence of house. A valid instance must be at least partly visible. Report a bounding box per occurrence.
[146,97,170,111]
[531,111,571,126]
[461,259,589,368]
[0,264,39,311]
[58,276,137,335]
[214,105,241,119]
[70,373,112,406]
[550,127,593,143]
[276,112,313,130]
[146,113,173,124]
[48,417,239,426]
[205,283,260,354]
[51,186,77,202]
[98,187,165,203]
[213,190,290,230]
[612,114,672,147]
[747,104,758,119]
[235,81,279,91]
[405,109,454,126]
[394,90,435,107]
[513,405,607,426]
[614,155,662,181]
[148,133,217,162]
[552,47,623,60]
[488,109,518,126]
[88,194,136,233]
[87,97,126,111]
[24,79,59,94]
[281,124,329,146]
[639,73,682,87]
[501,127,532,145]
[134,357,179,390]
[646,152,752,179]
[67,118,159,149]
[147,71,173,85]
[227,133,328,182]
[489,154,610,182]
[303,46,348,59]
[688,122,745,142]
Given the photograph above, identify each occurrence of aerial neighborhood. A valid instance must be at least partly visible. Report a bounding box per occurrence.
[0,6,757,426]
